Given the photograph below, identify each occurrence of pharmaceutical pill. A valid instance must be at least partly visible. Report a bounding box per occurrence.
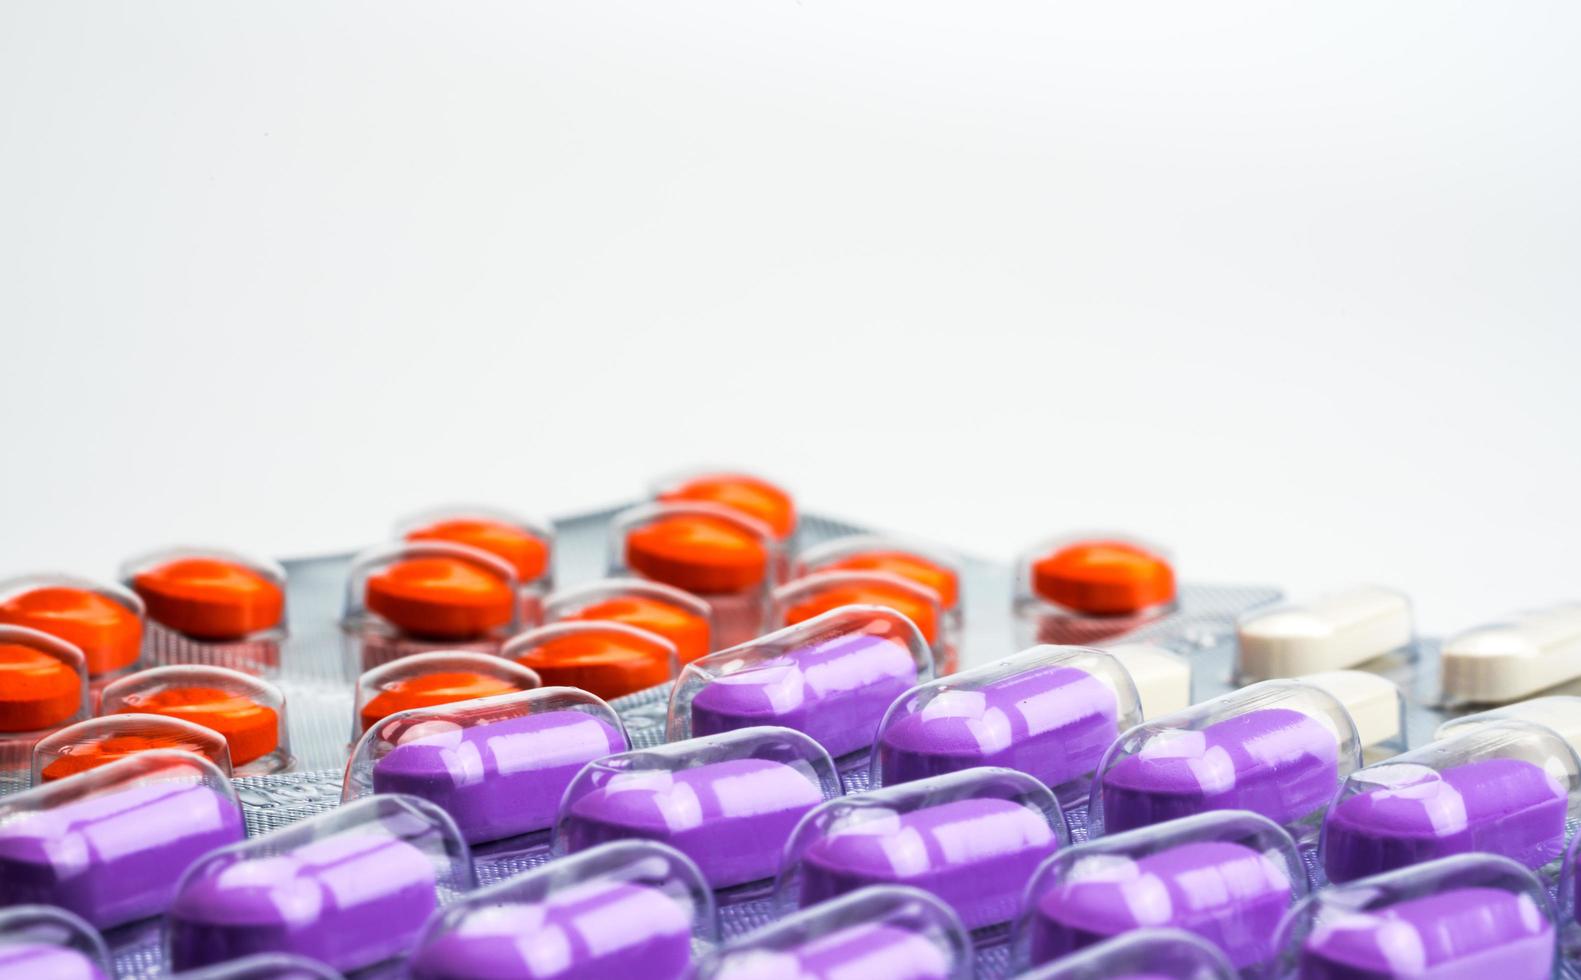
[1436,695,1581,759]
[0,633,84,733]
[561,757,825,889]
[0,579,141,677]
[683,611,924,759]
[404,515,551,584]
[718,923,954,980]
[0,755,245,928]
[1030,541,1175,617]
[354,651,541,734]
[1296,670,1403,748]
[624,512,771,595]
[1440,602,1581,704]
[100,666,284,768]
[504,622,676,701]
[1015,929,1236,980]
[657,472,796,541]
[809,548,960,611]
[1236,587,1412,680]
[364,555,515,640]
[35,715,232,782]
[1102,643,1191,720]
[1297,886,1553,980]
[0,942,109,980]
[796,795,1060,930]
[130,556,285,640]
[370,709,626,844]
[779,573,942,647]
[547,580,713,664]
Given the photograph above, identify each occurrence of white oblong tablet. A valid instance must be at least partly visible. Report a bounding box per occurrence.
[1235,587,1413,681]
[1441,603,1581,704]
[1102,643,1190,720]
[1297,670,1403,748]
[1436,695,1581,758]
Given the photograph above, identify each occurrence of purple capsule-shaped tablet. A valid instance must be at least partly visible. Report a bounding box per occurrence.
[1028,841,1294,969]
[0,942,109,980]
[688,624,921,759]
[1100,708,1339,833]
[1298,886,1554,980]
[0,780,244,929]
[167,830,440,972]
[370,709,626,843]
[877,665,1119,791]
[798,797,1060,929]
[562,757,824,888]
[717,922,955,980]
[409,878,693,980]
[1323,758,1568,883]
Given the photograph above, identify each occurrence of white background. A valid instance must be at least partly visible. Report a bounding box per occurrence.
[2,1,1578,634]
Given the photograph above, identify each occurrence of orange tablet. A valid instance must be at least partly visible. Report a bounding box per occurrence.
[110,686,279,766]
[557,593,711,664]
[359,670,531,733]
[365,556,515,640]
[780,577,940,646]
[658,473,796,540]
[405,516,551,583]
[815,550,959,610]
[0,583,142,676]
[130,557,284,640]
[36,716,229,782]
[1031,540,1176,616]
[0,640,83,732]
[506,624,675,701]
[625,515,769,595]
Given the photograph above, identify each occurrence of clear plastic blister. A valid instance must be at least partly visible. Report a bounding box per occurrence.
[554,725,838,892]
[410,839,715,980]
[500,620,677,701]
[98,665,290,775]
[0,624,89,770]
[0,574,144,680]
[651,469,798,545]
[395,505,556,627]
[1438,695,1581,759]
[0,750,245,930]
[774,767,1067,933]
[1439,602,1581,707]
[344,686,628,845]
[871,644,1142,807]
[609,501,782,650]
[666,606,933,765]
[1015,810,1305,973]
[350,650,542,740]
[772,570,951,675]
[1014,534,1178,648]
[0,904,112,980]
[545,577,716,665]
[1234,586,1415,683]
[120,547,288,675]
[1320,719,1581,883]
[1089,679,1362,843]
[165,794,473,973]
[31,714,233,784]
[695,885,973,980]
[340,540,522,671]
[1015,928,1237,980]
[1272,854,1558,980]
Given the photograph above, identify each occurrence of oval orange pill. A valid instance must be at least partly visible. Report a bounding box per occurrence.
[782,580,940,646]
[659,473,796,540]
[112,686,279,766]
[131,557,284,640]
[405,517,551,583]
[507,625,674,701]
[38,719,228,782]
[359,670,530,733]
[0,641,82,732]
[559,594,712,664]
[817,551,959,610]
[365,557,515,640]
[0,585,142,676]
[1031,540,1176,616]
[626,515,769,595]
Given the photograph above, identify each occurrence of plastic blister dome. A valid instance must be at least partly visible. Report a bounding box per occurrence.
[545,578,715,665]
[99,664,290,775]
[31,713,233,783]
[121,547,287,674]
[351,650,542,739]
[1014,533,1177,647]
[396,506,555,626]
[0,905,112,980]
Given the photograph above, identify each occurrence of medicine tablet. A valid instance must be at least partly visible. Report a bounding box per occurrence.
[656,471,797,541]
[546,579,714,664]
[33,714,232,782]
[1015,929,1236,980]
[1029,540,1176,617]
[0,906,112,980]
[99,665,287,771]
[402,512,552,584]
[0,627,86,734]
[1235,587,1412,680]
[503,621,676,701]
[364,555,515,640]
[0,577,142,678]
[777,572,942,648]
[128,553,285,641]
[1440,602,1581,704]
[352,651,541,736]
[1436,695,1581,759]
[1296,670,1404,749]
[1100,643,1191,720]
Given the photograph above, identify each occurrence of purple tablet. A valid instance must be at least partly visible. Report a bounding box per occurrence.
[877,665,1118,789]
[408,879,693,980]
[798,797,1059,929]
[1298,887,1554,980]
[1100,708,1338,833]
[0,942,109,980]
[0,781,245,929]
[561,757,824,889]
[1322,758,1567,882]
[761,923,953,980]
[167,831,440,972]
[690,630,918,758]
[371,709,626,843]
[1027,841,1293,969]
